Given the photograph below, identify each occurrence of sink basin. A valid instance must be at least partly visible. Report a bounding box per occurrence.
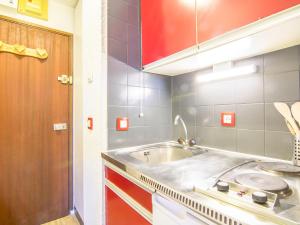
[129,143,205,165]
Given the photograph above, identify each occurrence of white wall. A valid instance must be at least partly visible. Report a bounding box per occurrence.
[73,0,107,224]
[73,0,84,219]
[0,0,74,33]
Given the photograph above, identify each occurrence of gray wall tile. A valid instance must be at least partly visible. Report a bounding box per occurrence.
[108,129,128,148]
[108,0,299,158]
[180,93,196,107]
[196,80,236,105]
[107,0,172,149]
[144,88,160,106]
[128,106,144,127]
[143,107,160,126]
[108,16,128,43]
[128,127,145,146]
[172,47,300,160]
[143,73,163,89]
[108,38,127,63]
[234,56,264,104]
[160,107,172,125]
[108,56,128,85]
[195,83,214,105]
[213,105,236,127]
[108,106,127,129]
[237,130,265,155]
[264,46,300,74]
[127,67,142,87]
[172,72,196,96]
[180,106,197,126]
[236,104,264,130]
[144,126,160,143]
[159,75,172,91]
[124,0,139,6]
[159,126,173,141]
[172,96,181,114]
[108,0,128,22]
[265,131,293,160]
[128,4,139,26]
[128,25,141,69]
[264,71,300,103]
[188,125,197,140]
[196,106,214,127]
[108,83,127,106]
[196,126,216,147]
[213,127,236,151]
[265,103,290,132]
[160,89,172,107]
[234,74,264,104]
[173,125,196,141]
[128,40,141,69]
[128,86,142,106]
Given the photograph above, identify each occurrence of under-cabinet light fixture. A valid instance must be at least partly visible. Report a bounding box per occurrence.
[197,65,257,83]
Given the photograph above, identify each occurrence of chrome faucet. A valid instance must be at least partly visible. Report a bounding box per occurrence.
[174,115,188,143]
[174,115,196,147]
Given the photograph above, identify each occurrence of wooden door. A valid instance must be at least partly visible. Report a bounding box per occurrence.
[0,18,72,225]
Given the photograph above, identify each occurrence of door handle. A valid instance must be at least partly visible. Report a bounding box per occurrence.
[58,74,72,85]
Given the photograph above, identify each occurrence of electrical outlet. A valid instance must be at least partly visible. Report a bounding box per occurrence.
[221,112,235,127]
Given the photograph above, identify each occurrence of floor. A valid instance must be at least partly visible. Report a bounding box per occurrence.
[42,215,80,225]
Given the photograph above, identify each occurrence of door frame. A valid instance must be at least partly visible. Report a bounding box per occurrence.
[0,15,74,212]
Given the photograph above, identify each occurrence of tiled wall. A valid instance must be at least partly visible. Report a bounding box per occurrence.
[107,0,172,149]
[172,46,300,160]
[107,0,300,159]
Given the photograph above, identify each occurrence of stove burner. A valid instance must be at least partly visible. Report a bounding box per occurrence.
[235,173,290,195]
[259,162,300,174]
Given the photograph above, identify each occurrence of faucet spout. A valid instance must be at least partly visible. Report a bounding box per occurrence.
[174,115,188,143]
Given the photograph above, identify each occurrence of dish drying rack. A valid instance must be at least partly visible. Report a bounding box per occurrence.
[294,136,300,166]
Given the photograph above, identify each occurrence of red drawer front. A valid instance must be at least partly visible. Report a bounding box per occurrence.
[105,167,152,213]
[105,186,151,225]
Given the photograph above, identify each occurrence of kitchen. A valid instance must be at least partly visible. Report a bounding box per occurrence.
[0,0,300,225]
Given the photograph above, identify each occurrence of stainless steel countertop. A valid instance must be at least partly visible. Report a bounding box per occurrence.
[102,141,300,225]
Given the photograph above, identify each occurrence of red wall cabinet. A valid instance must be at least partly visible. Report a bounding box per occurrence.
[141,0,197,65]
[105,186,151,225]
[197,0,300,43]
[141,1,300,67]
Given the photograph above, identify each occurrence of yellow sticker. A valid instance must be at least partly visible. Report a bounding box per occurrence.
[18,0,48,21]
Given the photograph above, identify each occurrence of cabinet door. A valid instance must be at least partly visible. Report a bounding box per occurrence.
[105,186,151,225]
[197,0,300,43]
[105,167,152,213]
[141,0,197,65]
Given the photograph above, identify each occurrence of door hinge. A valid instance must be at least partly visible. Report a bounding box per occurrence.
[58,74,73,85]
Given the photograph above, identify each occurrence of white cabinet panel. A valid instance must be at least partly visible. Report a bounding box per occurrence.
[153,194,212,225]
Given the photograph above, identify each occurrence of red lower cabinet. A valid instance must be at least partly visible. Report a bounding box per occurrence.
[105,186,151,225]
[105,167,152,213]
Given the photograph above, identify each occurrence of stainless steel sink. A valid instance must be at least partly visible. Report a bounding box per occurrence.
[129,143,206,165]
